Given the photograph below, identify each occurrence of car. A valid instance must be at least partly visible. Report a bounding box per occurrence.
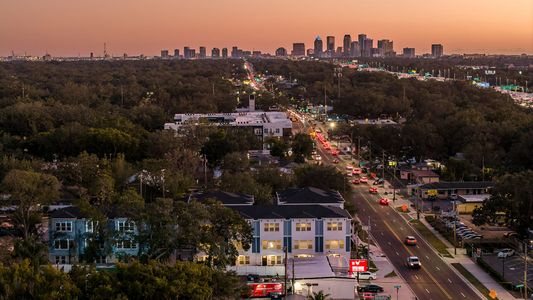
[379,198,390,206]
[357,284,384,293]
[352,168,362,175]
[346,165,354,170]
[369,187,378,194]
[360,177,368,183]
[352,179,360,184]
[373,178,384,185]
[497,248,515,258]
[315,155,322,161]
[406,256,421,269]
[332,159,339,164]
[357,272,377,280]
[405,236,417,245]
[346,172,353,177]
[361,292,375,300]
[462,234,478,240]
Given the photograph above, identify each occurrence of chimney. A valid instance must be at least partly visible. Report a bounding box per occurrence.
[249,94,255,112]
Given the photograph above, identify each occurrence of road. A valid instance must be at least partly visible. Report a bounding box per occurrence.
[298,114,481,300]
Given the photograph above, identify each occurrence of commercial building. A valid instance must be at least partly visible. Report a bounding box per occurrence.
[184,47,196,59]
[199,47,206,59]
[343,34,351,57]
[415,181,493,199]
[326,36,335,57]
[231,46,243,58]
[275,47,287,57]
[362,38,373,57]
[403,47,416,58]
[161,49,169,59]
[349,41,360,57]
[222,48,228,58]
[377,39,394,57]
[173,49,180,58]
[314,36,323,58]
[431,44,444,58]
[358,34,366,57]
[292,43,306,57]
[211,47,220,58]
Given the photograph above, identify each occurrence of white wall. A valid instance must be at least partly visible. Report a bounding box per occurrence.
[293,278,356,300]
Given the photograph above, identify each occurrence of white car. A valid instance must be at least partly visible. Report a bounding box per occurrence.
[357,272,377,280]
[497,248,515,258]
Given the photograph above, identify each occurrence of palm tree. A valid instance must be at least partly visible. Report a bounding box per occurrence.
[307,290,330,300]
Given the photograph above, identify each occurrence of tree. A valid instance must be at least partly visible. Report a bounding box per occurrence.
[220,172,273,205]
[2,170,60,238]
[308,290,331,300]
[292,133,314,163]
[222,152,250,173]
[294,165,348,193]
[267,137,289,158]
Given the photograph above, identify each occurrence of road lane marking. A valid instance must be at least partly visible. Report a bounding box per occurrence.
[461,292,466,297]
[426,289,430,294]
[396,251,399,256]
[414,275,419,280]
[448,278,452,283]
[436,266,440,271]
[426,255,430,260]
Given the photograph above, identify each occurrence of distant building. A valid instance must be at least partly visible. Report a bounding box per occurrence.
[188,49,196,58]
[222,48,228,58]
[403,47,416,58]
[326,36,335,57]
[415,181,493,200]
[184,47,192,59]
[161,49,169,59]
[314,36,323,58]
[292,43,306,57]
[199,47,206,59]
[173,49,180,58]
[431,44,444,58]
[349,41,360,57]
[231,46,243,58]
[336,47,343,58]
[211,48,220,58]
[358,34,367,57]
[275,47,287,57]
[343,34,351,57]
[377,39,394,57]
[362,38,373,57]
[252,51,261,58]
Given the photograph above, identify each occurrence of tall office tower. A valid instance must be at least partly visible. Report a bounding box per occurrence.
[336,47,343,57]
[275,47,287,57]
[184,47,190,59]
[431,44,444,58]
[363,38,373,57]
[199,47,206,59]
[189,49,196,58]
[222,48,228,58]
[161,50,169,59]
[377,39,394,57]
[90,52,94,60]
[343,34,352,57]
[314,36,323,58]
[173,49,180,58]
[403,48,416,58]
[231,47,243,58]
[326,36,335,56]
[358,34,367,57]
[211,48,220,58]
[292,43,306,56]
[350,41,360,57]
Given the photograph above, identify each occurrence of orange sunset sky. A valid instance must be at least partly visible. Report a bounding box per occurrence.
[1,0,532,56]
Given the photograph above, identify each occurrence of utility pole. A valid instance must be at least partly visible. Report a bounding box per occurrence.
[453,200,457,255]
[524,241,528,300]
[291,258,295,294]
[203,154,208,188]
[334,67,342,99]
[284,246,288,296]
[482,156,485,181]
[324,85,327,121]
[382,150,385,187]
[392,161,397,201]
[357,137,361,161]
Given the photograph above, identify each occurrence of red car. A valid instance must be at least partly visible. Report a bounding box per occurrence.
[369,187,378,194]
[352,168,362,175]
[379,198,390,206]
[352,179,360,184]
[360,177,368,183]
[405,236,417,245]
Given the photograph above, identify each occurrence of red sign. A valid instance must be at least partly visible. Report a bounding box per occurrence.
[349,259,368,273]
[247,283,283,297]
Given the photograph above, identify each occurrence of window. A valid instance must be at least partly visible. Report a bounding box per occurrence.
[325,239,345,250]
[261,255,283,266]
[262,240,282,250]
[117,220,135,232]
[237,255,250,265]
[254,128,263,135]
[275,128,280,134]
[294,240,313,250]
[55,221,72,232]
[86,221,98,233]
[295,222,311,231]
[264,222,280,232]
[55,256,67,264]
[54,239,73,250]
[95,256,107,264]
[116,239,137,249]
[327,222,343,231]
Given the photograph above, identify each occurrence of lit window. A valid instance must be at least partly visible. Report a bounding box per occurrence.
[237,255,250,265]
[294,240,313,250]
[264,223,280,232]
[326,222,343,231]
[325,240,345,250]
[55,221,72,232]
[262,240,282,250]
[295,223,312,231]
[117,220,135,232]
[86,221,98,233]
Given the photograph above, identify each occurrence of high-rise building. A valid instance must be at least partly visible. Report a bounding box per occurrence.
[403,48,416,58]
[231,47,242,58]
[275,47,287,57]
[377,39,394,57]
[184,47,191,59]
[222,48,228,58]
[358,34,367,57]
[336,47,343,57]
[363,38,373,57]
[199,47,206,59]
[161,50,169,59]
[211,48,220,58]
[314,36,323,58]
[350,41,360,57]
[173,49,180,58]
[326,36,335,56]
[431,44,444,58]
[343,34,352,57]
[292,43,306,56]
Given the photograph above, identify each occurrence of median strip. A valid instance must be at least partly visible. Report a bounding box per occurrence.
[451,263,499,300]
[409,219,453,258]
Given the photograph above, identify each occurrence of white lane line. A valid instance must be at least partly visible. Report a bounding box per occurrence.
[396,251,399,256]
[425,288,430,294]
[426,255,430,260]
[448,278,452,283]
[435,266,440,271]
[381,232,384,236]
[387,241,391,245]
[414,275,419,280]
[461,292,466,297]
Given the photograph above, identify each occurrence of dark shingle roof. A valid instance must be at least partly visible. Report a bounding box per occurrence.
[189,190,254,205]
[277,187,344,204]
[230,204,351,220]
[50,206,82,219]
[419,181,493,190]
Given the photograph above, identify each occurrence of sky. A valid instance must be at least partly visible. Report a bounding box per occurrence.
[1,0,532,57]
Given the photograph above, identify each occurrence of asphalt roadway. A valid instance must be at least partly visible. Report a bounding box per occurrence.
[307,121,481,300]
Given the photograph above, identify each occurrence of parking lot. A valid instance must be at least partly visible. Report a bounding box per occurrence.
[480,252,533,287]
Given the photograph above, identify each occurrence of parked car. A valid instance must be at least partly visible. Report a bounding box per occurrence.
[360,177,368,183]
[357,284,384,293]
[358,272,377,280]
[352,179,360,184]
[373,178,384,185]
[369,187,378,194]
[405,236,417,245]
[346,172,353,177]
[332,158,339,164]
[497,248,515,258]
[379,198,390,206]
[406,256,421,269]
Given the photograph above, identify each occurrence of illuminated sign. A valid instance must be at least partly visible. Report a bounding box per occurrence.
[349,259,368,273]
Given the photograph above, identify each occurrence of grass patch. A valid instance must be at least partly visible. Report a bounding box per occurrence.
[451,263,498,300]
[384,271,397,278]
[409,220,453,258]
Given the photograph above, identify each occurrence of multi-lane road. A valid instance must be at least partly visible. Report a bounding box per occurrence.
[298,115,481,300]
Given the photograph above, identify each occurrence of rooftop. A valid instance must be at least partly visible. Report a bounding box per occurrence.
[171,111,292,127]
[230,204,351,220]
[457,194,490,203]
[277,187,344,205]
[189,190,254,206]
[419,181,493,190]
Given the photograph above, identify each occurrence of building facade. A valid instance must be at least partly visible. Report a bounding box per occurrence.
[314,36,323,58]
[275,47,287,57]
[292,43,306,57]
[403,47,416,58]
[431,44,444,58]
[343,35,351,57]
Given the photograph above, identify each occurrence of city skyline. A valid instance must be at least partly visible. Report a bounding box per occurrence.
[1,0,532,57]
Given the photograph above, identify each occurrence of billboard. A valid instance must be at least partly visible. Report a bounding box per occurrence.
[349,259,368,273]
